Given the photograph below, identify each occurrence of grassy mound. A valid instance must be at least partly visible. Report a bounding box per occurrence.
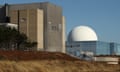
[0,51,119,72]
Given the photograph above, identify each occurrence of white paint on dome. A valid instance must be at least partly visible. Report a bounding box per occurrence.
[68,26,98,42]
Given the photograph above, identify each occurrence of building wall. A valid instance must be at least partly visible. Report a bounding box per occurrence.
[0,2,65,52]
[10,9,44,50]
[0,4,11,23]
[62,16,66,53]
[66,42,81,57]
[96,41,110,55]
[19,10,28,36]
[10,2,64,52]
[66,41,114,56]
[110,43,120,55]
[42,3,63,52]
[9,10,18,24]
[79,41,96,54]
[37,9,44,50]
[0,6,6,23]
[115,44,120,55]
[9,3,41,10]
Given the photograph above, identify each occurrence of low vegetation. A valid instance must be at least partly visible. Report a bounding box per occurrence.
[0,60,119,72]
[0,26,37,50]
[0,51,119,72]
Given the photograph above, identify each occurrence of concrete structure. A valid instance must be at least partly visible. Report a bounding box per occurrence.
[66,41,111,56]
[0,2,65,52]
[68,26,98,42]
[66,26,120,57]
[110,43,120,55]
[93,56,119,64]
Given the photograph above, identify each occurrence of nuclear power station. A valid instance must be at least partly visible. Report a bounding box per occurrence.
[0,2,65,52]
[0,2,120,57]
[66,25,120,56]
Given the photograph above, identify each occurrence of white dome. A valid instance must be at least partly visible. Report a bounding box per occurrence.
[68,26,98,42]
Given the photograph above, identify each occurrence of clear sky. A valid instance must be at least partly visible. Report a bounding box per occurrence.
[0,0,120,43]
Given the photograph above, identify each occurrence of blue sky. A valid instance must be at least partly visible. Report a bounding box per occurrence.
[0,0,120,43]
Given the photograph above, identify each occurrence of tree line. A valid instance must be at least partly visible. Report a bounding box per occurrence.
[0,26,37,51]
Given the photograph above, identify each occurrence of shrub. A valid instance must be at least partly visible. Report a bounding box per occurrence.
[0,55,6,60]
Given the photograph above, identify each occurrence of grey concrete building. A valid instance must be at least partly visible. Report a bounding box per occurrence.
[0,2,66,52]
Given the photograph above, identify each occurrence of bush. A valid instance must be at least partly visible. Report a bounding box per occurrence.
[0,55,6,60]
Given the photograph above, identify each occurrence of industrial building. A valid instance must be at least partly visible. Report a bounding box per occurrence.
[0,2,65,52]
[66,26,120,57]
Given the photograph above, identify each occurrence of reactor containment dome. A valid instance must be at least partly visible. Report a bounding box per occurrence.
[68,26,98,42]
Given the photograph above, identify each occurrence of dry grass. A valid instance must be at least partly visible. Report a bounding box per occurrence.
[0,51,119,72]
[0,60,119,72]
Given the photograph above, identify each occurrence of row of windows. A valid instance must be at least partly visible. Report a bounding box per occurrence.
[66,41,120,55]
[48,23,62,31]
